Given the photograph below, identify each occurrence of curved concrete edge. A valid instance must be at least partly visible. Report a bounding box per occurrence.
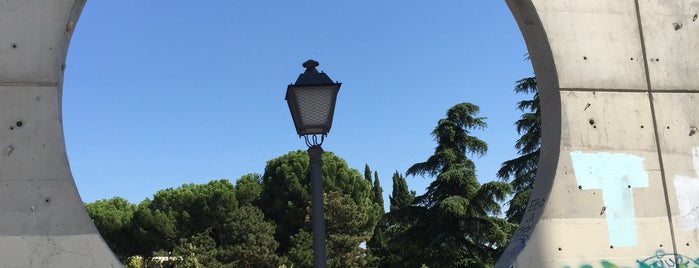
[0,0,122,267]
[498,1,699,267]
[496,0,561,266]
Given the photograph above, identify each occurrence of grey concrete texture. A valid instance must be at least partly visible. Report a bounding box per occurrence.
[497,0,699,267]
[0,0,121,267]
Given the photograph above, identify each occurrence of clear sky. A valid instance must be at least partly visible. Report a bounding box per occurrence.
[63,1,534,207]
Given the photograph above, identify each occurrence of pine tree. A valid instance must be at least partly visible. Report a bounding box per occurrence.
[364,164,373,185]
[497,77,540,224]
[372,171,385,214]
[389,171,414,211]
[396,102,515,267]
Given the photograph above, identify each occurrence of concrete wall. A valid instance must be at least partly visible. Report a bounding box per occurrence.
[497,0,699,267]
[0,0,121,267]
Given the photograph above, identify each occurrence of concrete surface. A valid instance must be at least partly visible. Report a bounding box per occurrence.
[0,0,121,267]
[497,0,699,267]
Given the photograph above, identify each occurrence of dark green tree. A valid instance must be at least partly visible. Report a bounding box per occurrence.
[369,171,417,267]
[85,197,138,260]
[372,171,385,212]
[173,230,223,268]
[258,150,378,265]
[235,173,263,206]
[287,230,313,268]
[219,205,282,267]
[395,102,515,267]
[325,191,370,267]
[497,77,540,224]
[364,164,373,185]
[132,179,238,254]
[388,171,415,211]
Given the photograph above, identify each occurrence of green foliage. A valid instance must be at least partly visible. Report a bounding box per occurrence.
[370,171,417,267]
[89,151,383,267]
[406,102,487,179]
[235,173,263,206]
[388,171,415,211]
[287,230,312,268]
[85,197,138,259]
[384,102,515,267]
[219,205,281,267]
[173,230,222,268]
[258,150,378,266]
[497,76,540,224]
[133,179,238,254]
[325,191,370,267]
[124,255,144,268]
[371,171,385,214]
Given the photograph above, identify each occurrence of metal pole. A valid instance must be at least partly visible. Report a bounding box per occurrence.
[308,145,327,268]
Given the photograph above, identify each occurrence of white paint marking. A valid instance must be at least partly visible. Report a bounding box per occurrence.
[674,147,699,230]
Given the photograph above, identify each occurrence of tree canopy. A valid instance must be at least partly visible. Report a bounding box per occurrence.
[497,76,540,223]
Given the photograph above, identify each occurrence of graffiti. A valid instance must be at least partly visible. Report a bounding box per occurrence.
[564,251,699,268]
[494,197,546,268]
[564,260,627,268]
[636,250,699,268]
[673,147,699,230]
[570,151,649,246]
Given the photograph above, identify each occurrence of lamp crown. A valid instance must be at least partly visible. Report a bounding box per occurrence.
[295,59,334,85]
[303,59,319,69]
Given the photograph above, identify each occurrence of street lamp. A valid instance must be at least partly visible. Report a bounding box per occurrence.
[285,59,341,268]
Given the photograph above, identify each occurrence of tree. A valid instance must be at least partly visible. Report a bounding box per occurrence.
[131,180,238,255]
[368,171,417,267]
[85,197,138,260]
[497,77,540,224]
[394,102,515,267]
[173,230,223,268]
[325,191,370,267]
[258,150,378,265]
[235,173,263,206]
[219,205,282,267]
[388,171,415,211]
[364,164,373,185]
[372,171,385,213]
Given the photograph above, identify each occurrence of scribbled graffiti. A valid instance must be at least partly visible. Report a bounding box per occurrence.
[564,260,626,268]
[564,250,699,268]
[569,151,649,246]
[673,147,699,230]
[636,250,699,268]
[494,197,546,268]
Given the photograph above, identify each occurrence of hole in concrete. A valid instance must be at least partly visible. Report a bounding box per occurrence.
[11,43,17,48]
[641,125,645,129]
[659,244,663,247]
[630,57,634,60]
[558,247,562,251]
[583,56,587,60]
[667,126,670,129]
[44,198,50,203]
[627,185,631,188]
[589,119,595,125]
[610,245,614,249]
[674,23,683,31]
[694,14,698,22]
[15,121,23,128]
[578,185,582,190]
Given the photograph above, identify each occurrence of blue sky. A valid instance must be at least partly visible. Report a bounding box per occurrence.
[63,1,533,207]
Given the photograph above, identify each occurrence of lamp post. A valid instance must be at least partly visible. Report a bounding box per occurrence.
[285,59,341,268]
